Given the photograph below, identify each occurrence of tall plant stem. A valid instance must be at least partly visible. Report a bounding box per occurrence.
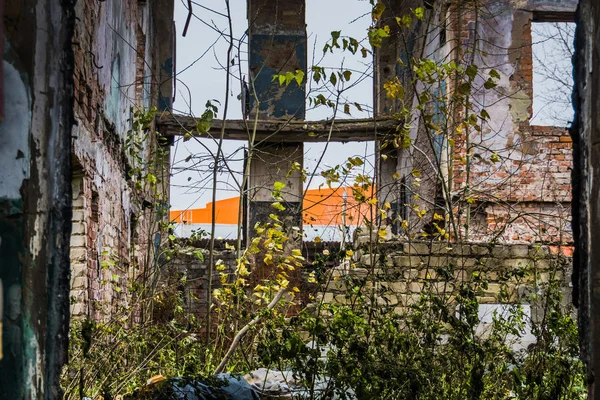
[207,0,234,346]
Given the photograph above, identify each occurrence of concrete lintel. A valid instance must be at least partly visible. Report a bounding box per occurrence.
[522,0,577,19]
[157,114,400,143]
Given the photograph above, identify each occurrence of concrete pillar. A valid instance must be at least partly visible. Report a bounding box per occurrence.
[247,0,307,239]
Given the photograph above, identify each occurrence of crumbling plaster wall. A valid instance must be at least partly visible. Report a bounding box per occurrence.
[379,0,575,243]
[0,0,76,398]
[69,0,173,320]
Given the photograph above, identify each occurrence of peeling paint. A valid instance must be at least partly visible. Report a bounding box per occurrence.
[0,60,31,200]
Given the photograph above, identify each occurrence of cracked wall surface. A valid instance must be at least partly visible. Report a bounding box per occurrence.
[376,0,575,244]
[68,0,174,321]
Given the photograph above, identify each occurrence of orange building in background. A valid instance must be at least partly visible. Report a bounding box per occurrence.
[170,186,374,240]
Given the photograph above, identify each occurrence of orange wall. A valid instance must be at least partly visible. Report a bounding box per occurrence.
[170,186,374,226]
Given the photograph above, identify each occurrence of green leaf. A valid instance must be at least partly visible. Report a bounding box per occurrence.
[147,173,157,185]
[271,202,286,211]
[401,14,412,27]
[294,70,305,86]
[344,103,351,115]
[480,109,490,119]
[354,102,363,111]
[458,82,471,95]
[330,72,337,86]
[414,7,424,20]
[489,69,501,80]
[466,64,478,81]
[273,181,286,191]
[343,70,352,81]
[168,234,177,241]
[372,2,385,21]
[285,71,295,85]
[278,75,286,86]
[484,78,497,89]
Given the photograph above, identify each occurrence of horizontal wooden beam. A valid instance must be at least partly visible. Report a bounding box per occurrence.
[157,113,400,143]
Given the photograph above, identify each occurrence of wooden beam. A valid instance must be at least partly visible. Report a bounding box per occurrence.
[157,113,400,143]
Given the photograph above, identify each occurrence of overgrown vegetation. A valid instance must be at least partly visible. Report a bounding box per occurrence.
[62,0,583,399]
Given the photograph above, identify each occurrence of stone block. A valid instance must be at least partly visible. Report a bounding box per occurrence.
[349,268,369,278]
[478,296,498,304]
[534,259,552,270]
[430,243,453,254]
[376,294,398,306]
[384,255,394,267]
[334,294,348,304]
[71,276,88,290]
[510,245,530,258]
[453,257,477,268]
[327,279,347,293]
[476,257,501,269]
[528,246,549,259]
[503,258,533,269]
[360,254,379,266]
[70,235,87,247]
[71,263,87,277]
[71,221,86,235]
[389,282,407,293]
[317,293,334,304]
[403,242,430,255]
[484,283,502,296]
[470,245,490,255]
[70,289,86,302]
[454,269,468,281]
[70,303,86,317]
[409,282,424,293]
[72,194,85,208]
[491,245,510,258]
[70,248,87,262]
[404,269,420,280]
[393,255,423,268]
[72,209,85,222]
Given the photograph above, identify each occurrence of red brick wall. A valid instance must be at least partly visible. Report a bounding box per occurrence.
[69,0,165,320]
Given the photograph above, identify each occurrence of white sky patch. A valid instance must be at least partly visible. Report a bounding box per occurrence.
[531,22,574,127]
[170,0,375,211]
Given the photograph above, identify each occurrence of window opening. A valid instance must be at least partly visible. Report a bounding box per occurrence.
[530,22,574,127]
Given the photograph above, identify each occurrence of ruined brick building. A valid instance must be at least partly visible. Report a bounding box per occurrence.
[0,0,591,397]
[0,0,175,397]
[162,0,576,247]
[68,0,174,321]
[375,0,576,244]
